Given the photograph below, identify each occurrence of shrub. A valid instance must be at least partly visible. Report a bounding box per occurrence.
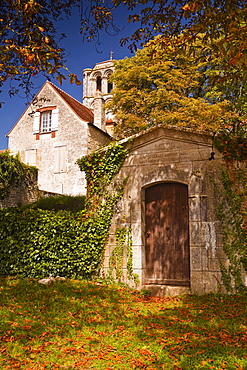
[0,207,106,279]
[22,195,86,212]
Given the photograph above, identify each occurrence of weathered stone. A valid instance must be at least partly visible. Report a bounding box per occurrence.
[7,81,110,196]
[103,126,227,295]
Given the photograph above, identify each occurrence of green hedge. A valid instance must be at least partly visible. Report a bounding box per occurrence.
[0,143,128,280]
[22,195,86,212]
[0,207,111,279]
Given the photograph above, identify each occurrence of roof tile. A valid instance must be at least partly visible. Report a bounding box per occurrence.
[48,82,94,123]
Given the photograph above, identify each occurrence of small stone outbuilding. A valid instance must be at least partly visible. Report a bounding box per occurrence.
[103,125,228,295]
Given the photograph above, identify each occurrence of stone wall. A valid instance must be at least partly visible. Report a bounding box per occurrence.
[0,175,58,209]
[102,126,228,295]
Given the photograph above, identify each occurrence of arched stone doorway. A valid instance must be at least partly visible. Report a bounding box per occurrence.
[145,182,190,286]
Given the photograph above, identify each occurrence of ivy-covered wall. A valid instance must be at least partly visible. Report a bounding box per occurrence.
[213,132,247,293]
[0,151,40,208]
[0,143,129,280]
[1,129,246,295]
[99,126,246,295]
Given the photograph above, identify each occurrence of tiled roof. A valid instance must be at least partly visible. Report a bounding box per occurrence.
[48,82,94,123]
[7,81,95,137]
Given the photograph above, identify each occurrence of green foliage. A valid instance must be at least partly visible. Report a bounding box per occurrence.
[77,142,129,280]
[214,165,247,293]
[214,131,247,162]
[109,35,234,138]
[109,227,127,281]
[0,206,115,279]
[0,142,128,280]
[77,142,128,201]
[0,151,37,199]
[108,225,139,285]
[23,194,86,212]
[81,0,247,82]
[213,132,247,293]
[0,208,76,278]
[126,224,134,280]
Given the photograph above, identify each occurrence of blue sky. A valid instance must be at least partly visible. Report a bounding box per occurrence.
[0,7,137,150]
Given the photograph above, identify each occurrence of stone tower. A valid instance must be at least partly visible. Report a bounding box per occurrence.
[83,60,114,135]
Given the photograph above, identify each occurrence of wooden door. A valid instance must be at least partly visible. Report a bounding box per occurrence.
[145,182,190,286]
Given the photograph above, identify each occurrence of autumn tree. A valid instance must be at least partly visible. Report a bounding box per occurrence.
[80,0,247,80]
[108,35,242,138]
[0,0,80,98]
[2,1,247,97]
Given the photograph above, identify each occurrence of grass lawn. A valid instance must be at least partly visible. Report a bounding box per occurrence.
[0,278,247,369]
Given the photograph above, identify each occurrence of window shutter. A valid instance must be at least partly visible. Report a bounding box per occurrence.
[54,145,67,173]
[59,145,67,172]
[33,112,40,133]
[25,149,37,166]
[51,108,58,131]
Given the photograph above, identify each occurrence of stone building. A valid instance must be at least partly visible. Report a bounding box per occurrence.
[7,76,111,195]
[103,125,228,295]
[6,59,235,295]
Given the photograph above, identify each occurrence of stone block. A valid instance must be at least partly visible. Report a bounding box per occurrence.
[131,246,144,269]
[190,247,202,271]
[202,271,223,293]
[131,222,143,245]
[189,174,204,196]
[207,257,221,272]
[190,271,204,294]
[125,200,142,223]
[144,285,190,297]
[190,222,202,245]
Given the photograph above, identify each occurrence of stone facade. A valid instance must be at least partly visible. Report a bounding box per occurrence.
[103,126,228,295]
[83,60,115,133]
[7,81,111,196]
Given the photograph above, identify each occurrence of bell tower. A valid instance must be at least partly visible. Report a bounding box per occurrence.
[83,60,114,134]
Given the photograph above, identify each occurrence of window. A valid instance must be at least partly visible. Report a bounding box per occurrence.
[33,107,58,135]
[41,111,52,132]
[107,77,113,93]
[96,76,102,91]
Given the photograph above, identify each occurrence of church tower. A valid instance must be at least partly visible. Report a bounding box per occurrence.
[83,59,114,135]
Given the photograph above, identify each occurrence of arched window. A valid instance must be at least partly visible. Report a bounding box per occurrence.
[96,76,102,91]
[107,79,113,93]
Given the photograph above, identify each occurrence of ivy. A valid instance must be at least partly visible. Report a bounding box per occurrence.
[109,228,127,281]
[214,132,247,162]
[77,142,129,277]
[215,168,247,293]
[213,132,247,293]
[77,142,128,204]
[0,142,129,280]
[0,200,123,279]
[108,225,140,286]
[126,225,134,280]
[0,208,87,278]
[0,151,37,199]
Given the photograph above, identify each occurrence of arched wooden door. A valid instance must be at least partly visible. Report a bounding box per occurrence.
[145,182,190,286]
